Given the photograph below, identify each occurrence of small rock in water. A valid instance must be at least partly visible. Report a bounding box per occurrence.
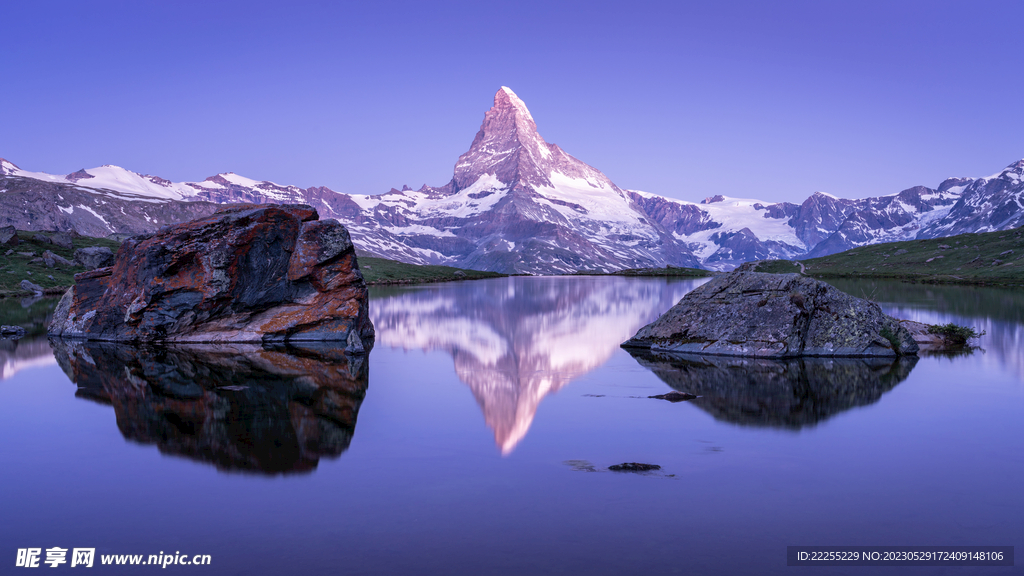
[0,325,26,338]
[608,462,661,472]
[564,460,597,472]
[649,391,697,402]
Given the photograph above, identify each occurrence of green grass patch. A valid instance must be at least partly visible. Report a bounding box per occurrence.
[879,325,900,349]
[357,256,506,285]
[744,227,1024,286]
[927,323,985,346]
[0,231,121,297]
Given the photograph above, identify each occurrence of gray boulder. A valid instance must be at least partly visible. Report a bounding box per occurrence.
[32,234,52,245]
[20,280,44,295]
[42,250,74,268]
[51,232,74,250]
[73,246,114,270]
[0,226,18,246]
[622,272,918,358]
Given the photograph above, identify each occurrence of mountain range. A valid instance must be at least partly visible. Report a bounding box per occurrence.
[2,86,1023,273]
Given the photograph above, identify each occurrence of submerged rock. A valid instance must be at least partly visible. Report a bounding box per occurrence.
[49,204,375,351]
[622,272,917,358]
[649,391,697,402]
[609,462,661,472]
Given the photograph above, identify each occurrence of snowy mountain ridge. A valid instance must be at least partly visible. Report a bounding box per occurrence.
[3,87,1023,272]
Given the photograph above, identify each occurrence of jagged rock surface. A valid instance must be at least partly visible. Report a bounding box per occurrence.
[48,204,375,349]
[622,272,918,357]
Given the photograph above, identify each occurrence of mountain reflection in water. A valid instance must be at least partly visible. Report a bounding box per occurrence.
[628,350,918,429]
[370,277,704,453]
[50,340,368,475]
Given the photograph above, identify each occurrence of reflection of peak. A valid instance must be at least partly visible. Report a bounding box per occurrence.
[371,277,703,453]
[0,338,57,381]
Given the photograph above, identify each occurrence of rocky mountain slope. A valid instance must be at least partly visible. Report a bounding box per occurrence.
[3,88,1023,272]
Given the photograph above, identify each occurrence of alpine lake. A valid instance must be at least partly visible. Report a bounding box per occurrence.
[1,276,1020,574]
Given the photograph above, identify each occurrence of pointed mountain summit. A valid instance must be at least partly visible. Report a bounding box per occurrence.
[452,87,610,192]
[335,86,701,273]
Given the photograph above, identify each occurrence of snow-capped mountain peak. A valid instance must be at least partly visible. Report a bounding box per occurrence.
[452,87,612,194]
[0,158,20,176]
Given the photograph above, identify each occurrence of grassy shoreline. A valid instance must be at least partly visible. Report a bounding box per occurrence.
[5,225,1020,297]
[0,230,120,297]
[357,256,506,285]
[751,227,1024,287]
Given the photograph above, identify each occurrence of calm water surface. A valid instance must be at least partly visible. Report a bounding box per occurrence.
[0,277,1021,575]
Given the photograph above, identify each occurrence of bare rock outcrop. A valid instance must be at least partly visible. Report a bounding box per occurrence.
[49,204,374,351]
[0,225,19,246]
[622,272,917,358]
[73,246,114,269]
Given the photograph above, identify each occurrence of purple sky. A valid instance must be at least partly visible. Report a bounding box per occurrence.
[2,1,1022,203]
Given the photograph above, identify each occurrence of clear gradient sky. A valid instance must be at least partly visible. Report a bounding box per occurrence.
[3,1,1022,203]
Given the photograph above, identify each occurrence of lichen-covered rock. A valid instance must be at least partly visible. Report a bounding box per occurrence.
[49,204,375,351]
[73,246,114,269]
[622,272,917,357]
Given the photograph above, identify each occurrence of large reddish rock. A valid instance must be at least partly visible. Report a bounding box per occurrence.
[48,204,374,351]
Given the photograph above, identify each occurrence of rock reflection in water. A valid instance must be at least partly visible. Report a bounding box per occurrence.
[371,277,702,453]
[628,350,918,429]
[50,340,368,474]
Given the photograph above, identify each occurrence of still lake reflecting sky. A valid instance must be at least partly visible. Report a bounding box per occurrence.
[1,276,1021,574]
